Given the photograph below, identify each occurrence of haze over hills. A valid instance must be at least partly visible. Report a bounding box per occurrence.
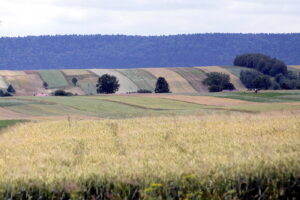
[0,33,300,70]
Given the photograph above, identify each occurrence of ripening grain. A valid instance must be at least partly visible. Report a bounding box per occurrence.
[0,113,299,188]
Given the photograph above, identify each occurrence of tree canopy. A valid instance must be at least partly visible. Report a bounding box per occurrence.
[155,77,170,93]
[203,72,235,92]
[96,74,120,94]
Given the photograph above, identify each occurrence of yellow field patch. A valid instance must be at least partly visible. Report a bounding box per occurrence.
[89,69,138,93]
[197,66,246,90]
[289,65,300,69]
[62,70,91,76]
[0,76,8,88]
[143,68,197,93]
[0,70,26,76]
[5,76,40,96]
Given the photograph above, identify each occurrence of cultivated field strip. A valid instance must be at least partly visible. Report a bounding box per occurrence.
[198,66,247,90]
[0,76,8,88]
[143,68,198,93]
[90,69,139,93]
[0,70,26,76]
[117,69,157,91]
[170,67,208,92]
[61,69,91,76]
[38,70,69,89]
[153,94,256,106]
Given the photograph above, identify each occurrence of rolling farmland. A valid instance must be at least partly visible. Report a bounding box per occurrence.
[0,65,297,96]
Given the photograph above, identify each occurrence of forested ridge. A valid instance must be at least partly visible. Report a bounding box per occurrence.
[0,33,299,70]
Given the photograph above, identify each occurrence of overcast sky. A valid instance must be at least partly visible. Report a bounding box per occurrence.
[0,0,299,37]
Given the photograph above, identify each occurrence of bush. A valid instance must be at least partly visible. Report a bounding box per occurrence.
[155,77,170,93]
[137,89,152,93]
[96,74,120,94]
[203,72,235,92]
[240,70,271,90]
[53,90,73,96]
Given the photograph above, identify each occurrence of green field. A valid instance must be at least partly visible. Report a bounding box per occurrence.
[38,70,69,89]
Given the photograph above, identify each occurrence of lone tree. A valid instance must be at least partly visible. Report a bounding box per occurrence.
[155,77,170,93]
[96,74,120,94]
[72,77,78,86]
[7,84,15,93]
[43,82,48,89]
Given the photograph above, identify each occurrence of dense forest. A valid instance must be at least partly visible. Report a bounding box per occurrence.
[0,33,299,70]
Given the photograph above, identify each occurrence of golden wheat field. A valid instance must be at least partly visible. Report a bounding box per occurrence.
[1,112,299,188]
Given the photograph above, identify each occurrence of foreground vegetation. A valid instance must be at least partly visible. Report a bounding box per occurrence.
[0,113,299,199]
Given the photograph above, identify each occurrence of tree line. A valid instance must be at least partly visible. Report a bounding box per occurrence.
[0,34,299,70]
[235,53,300,90]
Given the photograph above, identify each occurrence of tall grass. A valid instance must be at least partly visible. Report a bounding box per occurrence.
[0,113,299,199]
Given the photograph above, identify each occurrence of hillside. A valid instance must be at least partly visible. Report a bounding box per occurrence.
[0,34,300,70]
[0,66,299,96]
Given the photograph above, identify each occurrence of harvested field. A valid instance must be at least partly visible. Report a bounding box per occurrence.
[118,69,157,91]
[62,69,91,76]
[0,70,26,76]
[0,76,7,89]
[197,66,246,90]
[38,70,69,89]
[170,67,208,92]
[89,69,138,93]
[143,68,197,93]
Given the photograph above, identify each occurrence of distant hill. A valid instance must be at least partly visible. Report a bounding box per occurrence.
[0,34,299,70]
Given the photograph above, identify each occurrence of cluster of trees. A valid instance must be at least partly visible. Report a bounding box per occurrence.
[0,34,299,70]
[234,53,288,76]
[236,54,300,90]
[0,84,15,97]
[202,72,235,92]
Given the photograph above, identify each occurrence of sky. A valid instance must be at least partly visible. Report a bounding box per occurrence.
[0,0,299,37]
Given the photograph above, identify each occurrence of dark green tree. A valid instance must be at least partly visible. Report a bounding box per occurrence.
[252,75,272,90]
[155,77,170,93]
[72,77,78,86]
[96,74,120,94]
[7,85,15,93]
[43,82,48,89]
[203,72,235,92]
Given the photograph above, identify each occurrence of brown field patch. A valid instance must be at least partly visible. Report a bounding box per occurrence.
[196,66,246,90]
[289,65,300,69]
[0,71,26,76]
[62,70,91,76]
[0,107,31,120]
[143,68,197,93]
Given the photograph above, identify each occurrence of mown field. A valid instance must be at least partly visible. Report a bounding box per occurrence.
[0,91,300,199]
